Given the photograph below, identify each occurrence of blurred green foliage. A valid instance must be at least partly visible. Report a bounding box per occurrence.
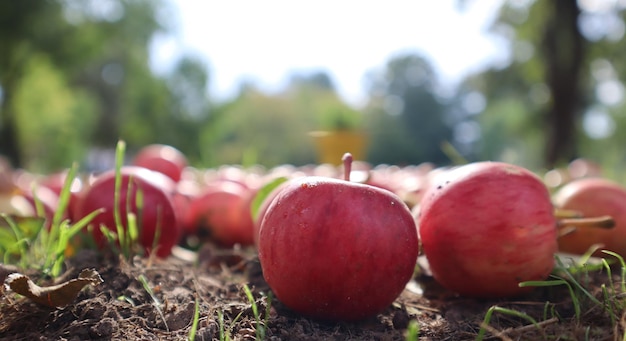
[2,1,626,172]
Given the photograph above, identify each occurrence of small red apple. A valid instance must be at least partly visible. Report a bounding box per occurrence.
[132,144,187,183]
[184,180,255,247]
[258,153,419,321]
[418,161,557,298]
[75,166,181,258]
[554,177,626,257]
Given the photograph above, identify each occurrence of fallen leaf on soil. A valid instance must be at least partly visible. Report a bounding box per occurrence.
[4,268,103,308]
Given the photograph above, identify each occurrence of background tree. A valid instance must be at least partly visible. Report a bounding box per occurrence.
[542,1,585,166]
[363,53,453,165]
[466,0,626,170]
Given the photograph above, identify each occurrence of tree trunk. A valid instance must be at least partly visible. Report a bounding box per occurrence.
[542,0,585,167]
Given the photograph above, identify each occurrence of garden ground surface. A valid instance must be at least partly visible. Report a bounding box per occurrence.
[0,243,621,341]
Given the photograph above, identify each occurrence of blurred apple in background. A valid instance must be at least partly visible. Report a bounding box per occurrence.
[555,177,626,257]
[184,178,255,247]
[132,144,187,183]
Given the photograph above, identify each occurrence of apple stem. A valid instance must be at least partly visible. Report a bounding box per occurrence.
[553,208,583,219]
[342,152,353,181]
[557,215,615,229]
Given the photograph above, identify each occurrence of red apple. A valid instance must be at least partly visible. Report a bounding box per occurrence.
[184,179,255,247]
[132,144,187,183]
[171,178,201,235]
[258,153,419,321]
[75,166,181,258]
[554,177,626,257]
[418,161,557,298]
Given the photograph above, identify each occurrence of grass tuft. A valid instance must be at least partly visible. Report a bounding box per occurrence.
[0,162,100,277]
[520,277,582,321]
[476,249,626,340]
[476,306,541,341]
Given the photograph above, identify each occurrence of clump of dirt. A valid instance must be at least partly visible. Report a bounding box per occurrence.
[0,245,623,340]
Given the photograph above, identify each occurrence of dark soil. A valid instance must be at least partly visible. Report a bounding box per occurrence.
[0,244,623,341]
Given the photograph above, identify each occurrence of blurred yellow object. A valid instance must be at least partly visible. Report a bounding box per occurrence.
[309,131,368,165]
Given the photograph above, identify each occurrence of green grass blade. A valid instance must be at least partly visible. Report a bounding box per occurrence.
[139,274,169,332]
[405,320,420,341]
[242,284,266,339]
[601,258,616,297]
[520,278,581,321]
[559,268,603,307]
[188,297,200,341]
[242,284,258,319]
[67,208,105,237]
[601,284,616,327]
[476,306,539,341]
[602,250,626,292]
[29,184,46,219]
[43,165,79,271]
[51,163,78,229]
[113,140,127,258]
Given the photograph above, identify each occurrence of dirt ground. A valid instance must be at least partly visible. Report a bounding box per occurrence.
[0,243,622,341]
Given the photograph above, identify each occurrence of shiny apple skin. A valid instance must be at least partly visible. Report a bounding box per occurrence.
[258,176,419,321]
[555,177,626,257]
[418,162,557,298]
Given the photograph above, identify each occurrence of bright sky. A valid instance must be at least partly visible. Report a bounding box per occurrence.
[150,0,507,107]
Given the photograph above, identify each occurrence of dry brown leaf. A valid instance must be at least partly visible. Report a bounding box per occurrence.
[4,268,103,308]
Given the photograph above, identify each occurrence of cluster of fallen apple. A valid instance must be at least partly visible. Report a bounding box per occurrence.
[1,144,625,322]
